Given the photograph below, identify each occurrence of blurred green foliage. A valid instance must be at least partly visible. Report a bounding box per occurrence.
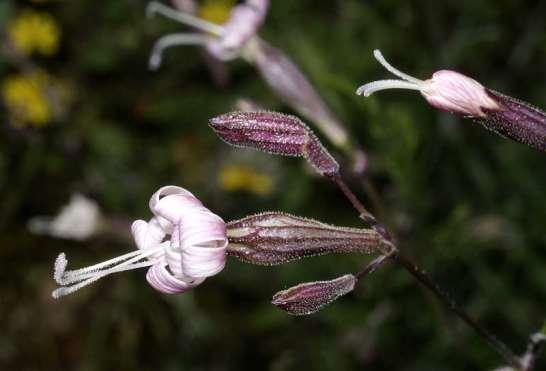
[1,0,545,370]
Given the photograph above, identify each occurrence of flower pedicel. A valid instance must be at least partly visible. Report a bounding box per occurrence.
[356,49,546,152]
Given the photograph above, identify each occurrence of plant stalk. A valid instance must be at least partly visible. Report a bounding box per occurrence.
[331,174,524,369]
[392,252,522,369]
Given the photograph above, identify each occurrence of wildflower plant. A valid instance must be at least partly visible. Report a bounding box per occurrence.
[42,2,546,371]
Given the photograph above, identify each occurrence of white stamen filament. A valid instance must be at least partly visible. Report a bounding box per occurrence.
[146,1,228,69]
[146,1,225,36]
[356,49,426,97]
[52,244,166,299]
[356,79,424,97]
[149,33,208,70]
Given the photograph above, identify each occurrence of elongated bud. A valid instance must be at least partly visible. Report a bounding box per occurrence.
[245,39,349,148]
[209,111,340,176]
[272,274,356,315]
[479,90,546,152]
[357,49,546,152]
[226,212,384,265]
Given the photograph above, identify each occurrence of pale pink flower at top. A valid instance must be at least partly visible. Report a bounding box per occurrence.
[357,49,546,152]
[147,0,269,69]
[146,1,354,152]
[52,186,228,298]
[356,49,499,117]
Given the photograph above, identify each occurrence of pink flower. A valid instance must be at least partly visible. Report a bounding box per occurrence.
[52,186,227,298]
[357,50,546,152]
[356,49,499,117]
[147,0,269,69]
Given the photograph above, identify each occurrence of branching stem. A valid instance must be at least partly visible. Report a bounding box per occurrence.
[331,172,524,370]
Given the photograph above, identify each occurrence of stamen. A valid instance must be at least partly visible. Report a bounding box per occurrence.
[372,49,424,85]
[52,244,167,298]
[146,1,224,37]
[54,249,146,284]
[355,49,426,97]
[149,33,208,70]
[356,79,424,97]
[61,247,163,282]
[54,253,68,283]
[52,260,160,299]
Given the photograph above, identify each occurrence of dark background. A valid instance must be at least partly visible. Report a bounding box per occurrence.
[1,0,545,370]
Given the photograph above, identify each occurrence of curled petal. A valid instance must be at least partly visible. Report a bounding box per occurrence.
[272,274,357,315]
[177,209,227,278]
[178,209,227,248]
[131,219,167,258]
[149,186,203,222]
[146,263,204,294]
[165,244,184,277]
[182,244,227,278]
[150,185,228,281]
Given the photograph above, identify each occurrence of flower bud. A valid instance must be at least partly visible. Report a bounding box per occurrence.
[357,49,546,152]
[420,70,498,118]
[271,274,356,315]
[209,111,339,176]
[480,90,546,152]
[226,212,384,265]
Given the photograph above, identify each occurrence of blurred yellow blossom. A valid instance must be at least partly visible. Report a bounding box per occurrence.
[218,165,274,196]
[2,71,54,127]
[8,9,61,56]
[198,0,236,25]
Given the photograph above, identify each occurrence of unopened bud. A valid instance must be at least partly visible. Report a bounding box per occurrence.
[210,111,340,176]
[480,90,546,152]
[357,49,546,152]
[272,274,356,315]
[226,212,384,265]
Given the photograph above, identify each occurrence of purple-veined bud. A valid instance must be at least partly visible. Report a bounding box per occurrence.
[226,212,385,266]
[357,49,546,152]
[480,90,546,152]
[245,38,349,148]
[209,111,340,176]
[271,274,356,315]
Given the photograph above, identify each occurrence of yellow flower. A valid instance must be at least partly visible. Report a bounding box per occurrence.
[198,0,236,25]
[8,9,61,56]
[218,165,274,196]
[2,71,53,127]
